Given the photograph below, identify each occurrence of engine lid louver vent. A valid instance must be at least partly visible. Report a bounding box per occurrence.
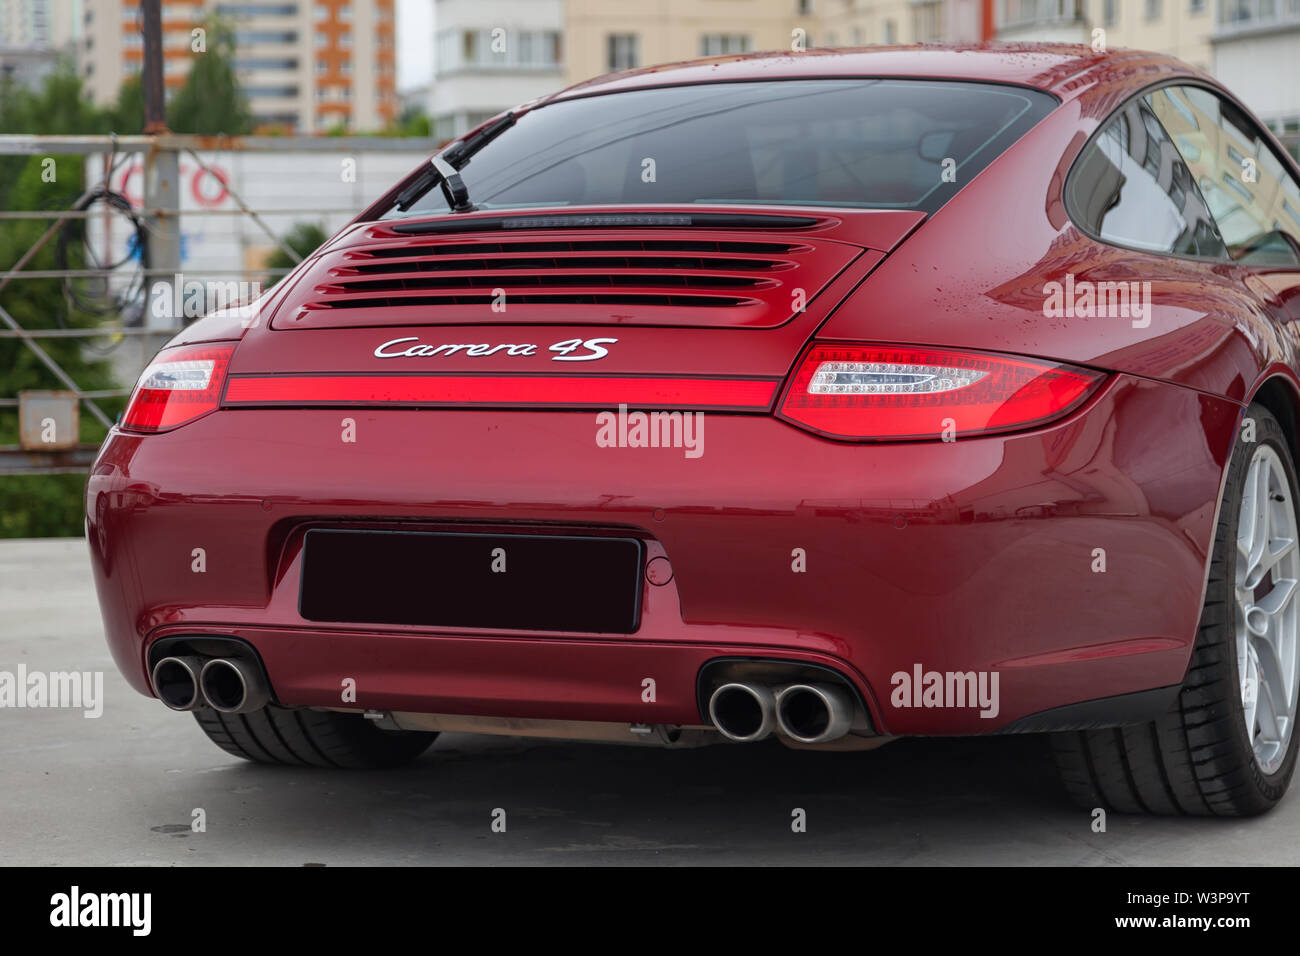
[272,229,864,330]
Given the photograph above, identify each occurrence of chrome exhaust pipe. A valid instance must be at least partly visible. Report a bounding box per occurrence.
[775,683,855,744]
[199,658,270,714]
[708,682,776,742]
[151,656,206,711]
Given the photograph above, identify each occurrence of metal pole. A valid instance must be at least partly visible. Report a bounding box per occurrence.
[143,147,181,331]
[139,0,180,331]
[141,0,166,135]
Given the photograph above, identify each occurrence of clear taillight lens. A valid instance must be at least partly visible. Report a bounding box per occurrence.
[778,343,1104,441]
[120,344,235,433]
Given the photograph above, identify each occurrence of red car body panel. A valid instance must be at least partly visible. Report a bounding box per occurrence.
[88,45,1300,737]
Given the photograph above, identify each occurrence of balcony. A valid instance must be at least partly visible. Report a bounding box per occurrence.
[997,0,1090,41]
[1216,0,1300,37]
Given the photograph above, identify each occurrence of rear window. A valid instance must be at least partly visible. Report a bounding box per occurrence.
[384,79,1057,218]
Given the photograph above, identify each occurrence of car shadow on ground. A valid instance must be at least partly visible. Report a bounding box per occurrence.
[172,731,1093,864]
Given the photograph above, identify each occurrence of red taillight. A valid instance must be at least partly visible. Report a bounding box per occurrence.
[778,343,1104,441]
[121,343,235,433]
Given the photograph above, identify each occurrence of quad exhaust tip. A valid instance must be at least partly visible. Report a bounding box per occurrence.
[775,683,855,744]
[199,658,271,714]
[708,682,777,742]
[152,656,206,712]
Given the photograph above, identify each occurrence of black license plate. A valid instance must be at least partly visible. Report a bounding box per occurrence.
[299,529,645,633]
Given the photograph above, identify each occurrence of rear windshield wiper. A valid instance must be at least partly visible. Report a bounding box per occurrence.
[393,111,517,214]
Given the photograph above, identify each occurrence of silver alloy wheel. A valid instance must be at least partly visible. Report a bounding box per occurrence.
[1235,443,1300,774]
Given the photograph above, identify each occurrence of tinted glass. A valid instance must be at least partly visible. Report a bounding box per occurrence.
[385,80,1057,218]
[1148,85,1300,267]
[1067,97,1226,257]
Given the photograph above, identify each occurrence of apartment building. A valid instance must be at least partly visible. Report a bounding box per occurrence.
[820,0,984,46]
[417,0,1292,163]
[565,0,793,84]
[426,0,565,141]
[1212,0,1300,140]
[995,0,1214,69]
[77,0,397,133]
[0,0,79,88]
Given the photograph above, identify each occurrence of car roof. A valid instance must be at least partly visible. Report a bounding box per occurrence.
[548,43,1208,105]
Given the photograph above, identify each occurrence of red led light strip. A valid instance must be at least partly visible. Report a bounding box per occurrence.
[223,374,779,410]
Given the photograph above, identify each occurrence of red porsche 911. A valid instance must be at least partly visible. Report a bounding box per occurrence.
[89,44,1300,816]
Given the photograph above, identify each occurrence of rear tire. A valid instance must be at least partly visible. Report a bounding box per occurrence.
[1052,403,1300,816]
[193,705,436,769]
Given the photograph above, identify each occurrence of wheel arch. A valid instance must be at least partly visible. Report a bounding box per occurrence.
[1248,371,1300,467]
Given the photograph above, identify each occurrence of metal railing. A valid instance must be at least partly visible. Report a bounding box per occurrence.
[0,132,439,475]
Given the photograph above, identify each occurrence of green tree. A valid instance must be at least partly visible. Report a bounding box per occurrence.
[165,19,251,135]
[106,74,146,135]
[0,155,126,538]
[0,68,129,537]
[387,106,432,138]
[264,222,328,287]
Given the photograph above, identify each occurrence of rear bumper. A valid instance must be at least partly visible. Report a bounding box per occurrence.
[87,372,1241,735]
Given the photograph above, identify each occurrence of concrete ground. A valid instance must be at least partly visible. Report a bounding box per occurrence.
[1,536,1294,866]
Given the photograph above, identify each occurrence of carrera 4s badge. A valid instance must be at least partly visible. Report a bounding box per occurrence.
[373,336,618,361]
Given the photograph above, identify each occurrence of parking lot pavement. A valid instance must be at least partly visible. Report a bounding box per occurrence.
[1,536,1295,866]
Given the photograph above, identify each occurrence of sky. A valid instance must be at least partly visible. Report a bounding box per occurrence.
[396,0,435,93]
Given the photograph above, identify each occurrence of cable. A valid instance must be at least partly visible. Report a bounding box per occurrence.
[52,146,150,351]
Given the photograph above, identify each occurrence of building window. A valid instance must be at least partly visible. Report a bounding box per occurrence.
[608,33,639,70]
[216,5,299,15]
[244,85,299,98]
[700,34,751,55]
[1105,0,1118,24]
[883,19,897,43]
[913,1,943,40]
[236,57,299,70]
[798,0,813,12]
[1219,0,1298,20]
[1189,0,1205,10]
[235,30,298,44]
[1144,0,1162,17]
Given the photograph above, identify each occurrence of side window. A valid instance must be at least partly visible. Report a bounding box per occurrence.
[1148,85,1300,267]
[1067,97,1226,258]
